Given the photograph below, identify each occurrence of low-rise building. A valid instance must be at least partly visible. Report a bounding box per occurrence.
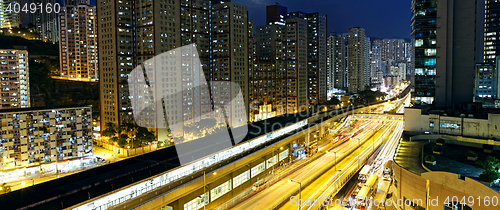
[0,105,93,170]
[404,107,500,139]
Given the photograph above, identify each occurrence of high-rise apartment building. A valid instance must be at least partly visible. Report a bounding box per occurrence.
[0,49,29,109]
[411,0,437,105]
[373,38,408,63]
[285,17,308,113]
[266,4,287,25]
[369,45,382,84]
[0,0,21,28]
[0,105,93,170]
[332,33,348,90]
[435,0,477,107]
[250,6,309,121]
[347,27,368,94]
[252,23,287,121]
[327,33,335,91]
[211,2,249,127]
[31,0,58,41]
[288,11,327,105]
[58,1,98,81]
[99,0,250,137]
[484,0,500,64]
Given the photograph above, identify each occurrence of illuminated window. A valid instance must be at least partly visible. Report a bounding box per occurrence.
[279,149,289,161]
[425,49,436,56]
[210,180,231,202]
[184,193,208,210]
[233,170,250,188]
[415,39,423,47]
[266,155,278,169]
[251,162,265,178]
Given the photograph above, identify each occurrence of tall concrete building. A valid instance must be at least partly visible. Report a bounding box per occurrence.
[331,33,348,90]
[58,1,98,81]
[250,6,308,121]
[266,4,287,25]
[484,0,500,64]
[0,0,21,28]
[0,49,30,109]
[435,0,477,107]
[285,17,308,113]
[369,45,382,84]
[412,0,437,105]
[288,11,327,105]
[31,0,58,41]
[374,38,407,63]
[252,23,287,121]
[211,2,249,127]
[347,27,368,94]
[327,33,335,91]
[98,0,250,137]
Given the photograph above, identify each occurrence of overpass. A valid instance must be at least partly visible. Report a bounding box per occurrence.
[0,86,411,210]
[352,113,404,122]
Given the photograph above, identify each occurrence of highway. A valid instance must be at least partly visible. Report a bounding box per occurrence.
[229,100,403,210]
[327,94,410,210]
[227,95,408,210]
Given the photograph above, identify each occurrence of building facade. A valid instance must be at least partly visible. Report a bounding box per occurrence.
[412,0,437,105]
[31,0,58,41]
[285,17,308,114]
[474,63,499,100]
[58,2,98,81]
[98,0,251,139]
[347,27,368,94]
[0,49,29,109]
[484,0,500,64]
[288,11,327,105]
[435,0,477,107]
[211,2,249,127]
[369,45,382,85]
[0,0,21,29]
[0,105,93,170]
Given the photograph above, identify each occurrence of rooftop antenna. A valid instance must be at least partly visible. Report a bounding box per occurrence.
[275,2,279,4]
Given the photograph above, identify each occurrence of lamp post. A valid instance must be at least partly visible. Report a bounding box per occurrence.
[203,171,206,210]
[289,180,302,210]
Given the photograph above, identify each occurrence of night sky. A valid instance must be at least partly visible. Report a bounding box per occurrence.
[233,0,411,39]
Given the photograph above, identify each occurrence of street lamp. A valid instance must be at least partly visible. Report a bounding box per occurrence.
[289,180,302,210]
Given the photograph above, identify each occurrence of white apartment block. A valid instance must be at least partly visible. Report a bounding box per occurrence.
[0,105,93,170]
[0,49,29,109]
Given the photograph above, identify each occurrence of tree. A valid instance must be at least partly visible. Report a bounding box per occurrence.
[136,127,155,145]
[102,127,117,138]
[318,98,341,111]
[354,90,387,105]
[476,156,500,182]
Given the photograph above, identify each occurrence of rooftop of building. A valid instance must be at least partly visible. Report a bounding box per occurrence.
[0,104,92,114]
[411,103,500,119]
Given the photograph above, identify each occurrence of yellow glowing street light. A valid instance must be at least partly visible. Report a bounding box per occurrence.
[280,147,283,150]
[127,145,130,149]
[213,172,217,175]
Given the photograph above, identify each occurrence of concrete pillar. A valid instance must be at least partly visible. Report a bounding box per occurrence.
[305,132,310,147]
[319,125,325,138]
